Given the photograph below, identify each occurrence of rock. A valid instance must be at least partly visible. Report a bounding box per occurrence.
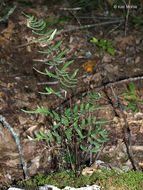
[39,185,61,190]
[8,188,24,190]
[8,185,101,190]
[64,185,101,190]
[125,57,134,65]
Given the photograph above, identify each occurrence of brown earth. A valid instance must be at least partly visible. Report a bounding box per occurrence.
[0,0,143,186]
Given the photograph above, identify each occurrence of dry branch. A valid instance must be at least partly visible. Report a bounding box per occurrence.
[14,19,124,49]
[0,114,28,179]
[0,2,17,23]
[110,86,140,171]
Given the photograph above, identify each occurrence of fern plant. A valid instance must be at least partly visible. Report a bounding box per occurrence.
[22,13,112,173]
[33,102,111,153]
[24,12,78,99]
[90,37,115,56]
[120,83,143,114]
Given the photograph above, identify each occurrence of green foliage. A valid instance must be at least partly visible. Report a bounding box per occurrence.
[120,83,143,114]
[34,101,111,153]
[82,92,101,104]
[90,37,115,56]
[23,13,78,99]
[17,169,143,189]
[65,154,76,164]
[0,1,17,18]
[98,169,143,190]
[22,14,112,173]
[129,16,143,31]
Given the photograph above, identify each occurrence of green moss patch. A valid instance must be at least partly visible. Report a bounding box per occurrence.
[17,169,143,190]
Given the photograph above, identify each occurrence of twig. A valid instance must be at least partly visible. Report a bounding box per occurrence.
[0,115,28,179]
[76,16,123,20]
[61,75,143,112]
[65,139,75,173]
[97,75,143,92]
[109,86,140,170]
[13,41,35,49]
[69,8,82,26]
[0,2,18,23]
[33,58,49,63]
[58,7,82,11]
[56,19,125,34]
[13,19,124,49]
[37,81,59,85]
[124,0,131,36]
[106,22,123,37]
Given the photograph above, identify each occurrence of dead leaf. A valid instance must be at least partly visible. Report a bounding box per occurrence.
[139,163,143,167]
[7,82,16,88]
[139,126,143,133]
[82,162,98,176]
[135,56,140,64]
[26,18,32,28]
[82,60,96,72]
[26,46,32,52]
[102,53,112,63]
[115,35,134,48]
[2,20,15,39]
[0,91,3,98]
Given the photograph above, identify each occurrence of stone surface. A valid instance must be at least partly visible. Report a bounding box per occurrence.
[8,185,101,190]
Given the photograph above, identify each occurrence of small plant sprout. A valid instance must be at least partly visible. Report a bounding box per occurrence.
[120,83,143,114]
[90,37,115,56]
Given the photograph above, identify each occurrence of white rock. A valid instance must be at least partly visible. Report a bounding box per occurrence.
[39,185,61,190]
[8,188,24,190]
[64,185,100,190]
[8,184,101,190]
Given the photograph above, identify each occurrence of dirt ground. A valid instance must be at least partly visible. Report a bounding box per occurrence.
[0,0,143,186]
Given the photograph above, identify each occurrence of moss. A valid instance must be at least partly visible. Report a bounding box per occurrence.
[17,169,143,190]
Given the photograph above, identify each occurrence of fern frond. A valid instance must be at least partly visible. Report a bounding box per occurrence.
[44,61,59,66]
[69,69,79,79]
[33,67,48,76]
[61,60,74,71]
[55,67,69,76]
[22,105,52,116]
[28,18,46,31]
[45,69,60,79]
[30,20,46,30]
[39,87,63,98]
[52,57,64,63]
[57,49,68,59]
[48,29,57,41]
[63,76,77,85]
[60,79,76,88]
